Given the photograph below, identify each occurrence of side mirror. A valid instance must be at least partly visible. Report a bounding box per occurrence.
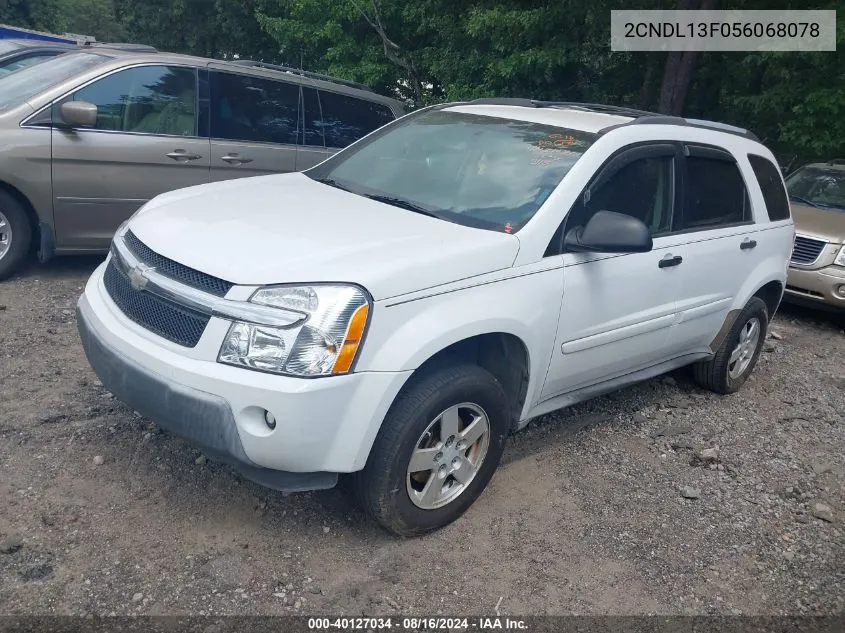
[564,210,653,254]
[58,101,98,128]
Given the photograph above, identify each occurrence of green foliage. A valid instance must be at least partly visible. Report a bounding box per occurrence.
[1,0,842,162]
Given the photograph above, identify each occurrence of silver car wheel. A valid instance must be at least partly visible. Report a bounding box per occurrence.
[406,402,491,510]
[0,210,11,261]
[728,316,761,379]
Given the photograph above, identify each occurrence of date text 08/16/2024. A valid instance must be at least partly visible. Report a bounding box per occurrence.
[307,617,529,630]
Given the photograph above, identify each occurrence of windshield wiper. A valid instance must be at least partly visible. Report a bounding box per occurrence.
[789,195,820,208]
[313,177,354,194]
[364,194,440,219]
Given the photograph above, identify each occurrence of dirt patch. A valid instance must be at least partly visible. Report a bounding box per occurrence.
[1,255,843,615]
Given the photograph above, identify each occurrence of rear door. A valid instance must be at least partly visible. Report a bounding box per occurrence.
[208,68,299,181]
[51,64,209,250]
[670,146,761,352]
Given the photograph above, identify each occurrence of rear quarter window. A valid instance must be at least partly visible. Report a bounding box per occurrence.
[319,91,396,148]
[748,154,791,221]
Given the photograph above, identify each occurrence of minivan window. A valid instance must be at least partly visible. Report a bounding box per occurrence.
[69,65,198,136]
[0,52,110,112]
[307,109,595,233]
[210,71,299,145]
[748,154,791,220]
[301,86,324,147]
[319,91,395,148]
[680,155,750,229]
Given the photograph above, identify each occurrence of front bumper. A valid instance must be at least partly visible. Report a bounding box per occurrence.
[785,264,845,311]
[77,261,412,484]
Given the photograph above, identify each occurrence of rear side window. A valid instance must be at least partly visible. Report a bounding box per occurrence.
[748,154,790,221]
[681,153,749,230]
[318,91,395,148]
[210,71,299,145]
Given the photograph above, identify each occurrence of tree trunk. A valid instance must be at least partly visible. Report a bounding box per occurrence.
[657,0,716,115]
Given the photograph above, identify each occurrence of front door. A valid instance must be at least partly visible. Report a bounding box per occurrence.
[52,64,209,250]
[541,145,685,399]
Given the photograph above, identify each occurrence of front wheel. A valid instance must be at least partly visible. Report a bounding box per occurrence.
[352,364,510,537]
[0,191,32,281]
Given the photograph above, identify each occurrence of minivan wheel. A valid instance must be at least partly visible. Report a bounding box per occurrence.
[0,191,32,281]
[692,297,768,395]
[352,364,509,537]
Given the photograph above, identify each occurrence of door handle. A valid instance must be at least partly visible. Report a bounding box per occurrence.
[740,238,757,250]
[166,150,202,162]
[658,254,683,269]
[221,154,254,166]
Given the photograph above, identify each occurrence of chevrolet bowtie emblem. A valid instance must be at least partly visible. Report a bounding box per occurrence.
[127,263,154,291]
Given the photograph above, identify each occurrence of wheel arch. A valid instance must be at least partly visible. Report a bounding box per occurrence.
[406,332,531,431]
[0,180,44,258]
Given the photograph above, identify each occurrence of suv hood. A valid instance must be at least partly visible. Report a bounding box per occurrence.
[128,173,520,300]
[791,203,845,243]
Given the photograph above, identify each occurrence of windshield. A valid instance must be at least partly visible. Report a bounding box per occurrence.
[306,109,595,233]
[785,166,845,212]
[0,52,57,77]
[0,52,110,112]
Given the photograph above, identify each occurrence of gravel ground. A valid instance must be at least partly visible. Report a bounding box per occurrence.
[1,254,843,616]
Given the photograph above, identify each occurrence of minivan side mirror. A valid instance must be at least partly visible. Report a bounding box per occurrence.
[58,101,98,128]
[564,210,653,253]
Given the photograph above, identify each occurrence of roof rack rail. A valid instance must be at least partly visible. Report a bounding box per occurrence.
[464,98,760,142]
[85,42,157,52]
[467,98,657,118]
[231,60,372,93]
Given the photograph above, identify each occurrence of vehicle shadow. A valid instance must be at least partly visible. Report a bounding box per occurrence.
[776,301,845,331]
[7,252,105,282]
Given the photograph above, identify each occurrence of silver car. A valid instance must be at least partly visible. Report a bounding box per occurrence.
[0,49,404,279]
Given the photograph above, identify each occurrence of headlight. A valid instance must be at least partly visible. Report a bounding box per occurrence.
[835,245,845,267]
[217,284,370,377]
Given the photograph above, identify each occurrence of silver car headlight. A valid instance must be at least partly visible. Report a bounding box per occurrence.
[217,284,371,377]
[834,245,845,267]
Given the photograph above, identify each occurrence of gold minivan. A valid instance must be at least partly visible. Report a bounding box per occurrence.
[784,160,845,312]
[0,49,404,279]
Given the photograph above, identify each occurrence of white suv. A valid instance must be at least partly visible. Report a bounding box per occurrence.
[77,100,794,536]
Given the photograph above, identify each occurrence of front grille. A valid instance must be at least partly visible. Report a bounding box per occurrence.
[791,235,827,265]
[103,259,209,347]
[124,230,233,297]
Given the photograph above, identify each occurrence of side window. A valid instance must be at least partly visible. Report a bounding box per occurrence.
[318,90,395,148]
[680,153,750,230]
[71,65,198,136]
[568,155,675,237]
[301,86,324,147]
[748,154,790,221]
[210,71,299,145]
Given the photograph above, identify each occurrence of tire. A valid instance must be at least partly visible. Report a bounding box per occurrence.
[0,191,32,281]
[352,364,510,537]
[692,297,768,395]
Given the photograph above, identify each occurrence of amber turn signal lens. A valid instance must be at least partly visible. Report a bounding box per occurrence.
[331,304,369,374]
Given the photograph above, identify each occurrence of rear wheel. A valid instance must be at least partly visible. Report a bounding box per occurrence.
[692,297,768,394]
[352,364,509,537]
[0,191,32,281]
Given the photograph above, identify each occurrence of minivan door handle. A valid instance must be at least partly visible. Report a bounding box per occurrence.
[658,254,683,269]
[221,154,254,166]
[166,150,202,162]
[740,238,757,250]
